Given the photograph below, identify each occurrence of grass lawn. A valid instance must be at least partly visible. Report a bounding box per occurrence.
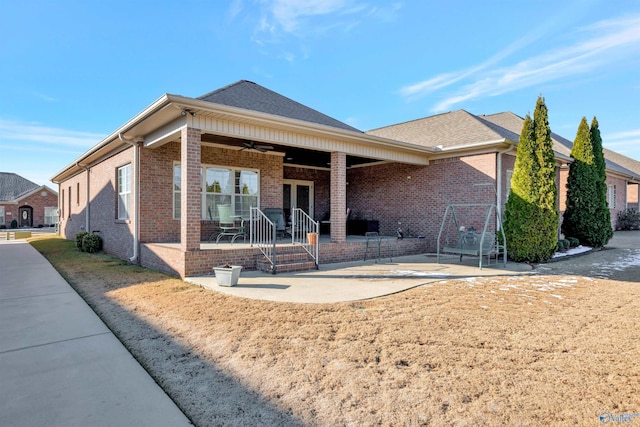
[30,236,640,426]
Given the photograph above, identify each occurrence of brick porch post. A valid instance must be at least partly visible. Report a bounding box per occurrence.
[180,126,201,252]
[330,151,347,243]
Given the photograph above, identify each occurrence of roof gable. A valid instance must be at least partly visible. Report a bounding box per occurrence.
[0,172,39,202]
[367,110,518,148]
[198,80,362,133]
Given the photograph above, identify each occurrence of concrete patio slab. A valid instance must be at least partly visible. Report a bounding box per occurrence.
[187,254,533,303]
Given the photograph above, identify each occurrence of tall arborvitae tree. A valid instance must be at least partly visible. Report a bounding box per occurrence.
[562,117,613,247]
[590,118,613,246]
[503,96,558,262]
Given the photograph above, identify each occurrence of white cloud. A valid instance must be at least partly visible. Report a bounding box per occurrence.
[269,0,353,32]
[0,119,104,148]
[400,13,640,112]
[253,0,387,42]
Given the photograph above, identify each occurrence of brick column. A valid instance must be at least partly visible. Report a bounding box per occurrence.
[180,126,201,252]
[330,151,347,243]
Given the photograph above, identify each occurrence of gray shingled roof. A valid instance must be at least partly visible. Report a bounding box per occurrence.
[481,113,640,178]
[0,172,39,202]
[367,110,519,148]
[198,80,362,133]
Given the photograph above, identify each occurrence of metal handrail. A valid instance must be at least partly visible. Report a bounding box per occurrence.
[250,207,277,274]
[292,208,319,268]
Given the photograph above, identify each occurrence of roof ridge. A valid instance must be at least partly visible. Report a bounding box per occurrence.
[197,80,361,133]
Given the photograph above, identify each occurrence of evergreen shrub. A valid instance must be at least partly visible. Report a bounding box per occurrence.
[75,231,89,251]
[82,233,103,253]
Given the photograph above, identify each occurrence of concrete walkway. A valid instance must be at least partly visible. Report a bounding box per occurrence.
[188,254,533,303]
[0,240,192,427]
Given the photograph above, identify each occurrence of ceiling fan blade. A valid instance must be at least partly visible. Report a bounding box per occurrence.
[255,144,274,150]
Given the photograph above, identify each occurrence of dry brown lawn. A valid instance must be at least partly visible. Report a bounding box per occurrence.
[31,237,640,426]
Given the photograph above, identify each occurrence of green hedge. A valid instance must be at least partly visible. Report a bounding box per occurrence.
[75,232,89,250]
[75,231,102,253]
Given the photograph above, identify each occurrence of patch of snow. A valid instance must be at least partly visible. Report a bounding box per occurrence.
[552,245,592,258]
[390,270,448,277]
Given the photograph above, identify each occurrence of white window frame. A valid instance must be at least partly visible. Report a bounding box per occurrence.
[173,162,260,220]
[608,184,616,209]
[117,164,132,220]
[44,206,57,226]
[0,206,4,226]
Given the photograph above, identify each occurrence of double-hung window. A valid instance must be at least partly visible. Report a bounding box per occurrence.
[173,163,259,220]
[117,164,132,220]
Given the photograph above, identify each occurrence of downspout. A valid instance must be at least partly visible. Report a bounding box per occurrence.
[75,162,90,233]
[496,145,515,228]
[119,133,140,263]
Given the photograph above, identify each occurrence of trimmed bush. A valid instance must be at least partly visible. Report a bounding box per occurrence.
[617,208,640,231]
[10,219,17,229]
[82,233,103,253]
[556,240,567,252]
[567,237,580,248]
[75,231,89,251]
[0,225,6,229]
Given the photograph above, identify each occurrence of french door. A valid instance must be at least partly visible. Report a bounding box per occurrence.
[283,180,314,220]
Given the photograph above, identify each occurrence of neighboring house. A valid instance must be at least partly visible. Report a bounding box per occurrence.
[51,80,640,277]
[0,172,58,228]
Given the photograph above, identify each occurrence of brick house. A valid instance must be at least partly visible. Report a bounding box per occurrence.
[0,172,58,228]
[51,80,640,277]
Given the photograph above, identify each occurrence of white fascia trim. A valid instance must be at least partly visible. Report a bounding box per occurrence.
[167,95,435,157]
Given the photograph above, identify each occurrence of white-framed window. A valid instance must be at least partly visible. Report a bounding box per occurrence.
[44,207,57,226]
[0,206,4,226]
[608,184,616,209]
[117,164,132,220]
[173,163,259,220]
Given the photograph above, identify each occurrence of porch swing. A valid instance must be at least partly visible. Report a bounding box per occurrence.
[436,203,507,269]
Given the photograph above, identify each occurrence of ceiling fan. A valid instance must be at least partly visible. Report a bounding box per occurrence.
[240,140,274,153]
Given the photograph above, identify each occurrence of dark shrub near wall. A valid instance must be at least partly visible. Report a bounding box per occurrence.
[617,208,640,230]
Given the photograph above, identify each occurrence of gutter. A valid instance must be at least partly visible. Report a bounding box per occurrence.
[119,133,141,263]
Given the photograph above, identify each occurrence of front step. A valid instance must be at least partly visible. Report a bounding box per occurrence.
[256,245,317,274]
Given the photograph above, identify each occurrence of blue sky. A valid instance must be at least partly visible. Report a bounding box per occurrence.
[1,0,640,186]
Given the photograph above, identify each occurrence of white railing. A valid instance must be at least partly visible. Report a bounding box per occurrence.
[292,208,319,268]
[250,207,277,274]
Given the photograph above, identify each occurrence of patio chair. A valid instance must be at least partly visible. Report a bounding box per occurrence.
[216,204,246,243]
[207,207,221,242]
[263,208,288,239]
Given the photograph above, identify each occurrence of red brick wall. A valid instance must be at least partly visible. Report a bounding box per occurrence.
[57,148,136,260]
[347,153,499,250]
